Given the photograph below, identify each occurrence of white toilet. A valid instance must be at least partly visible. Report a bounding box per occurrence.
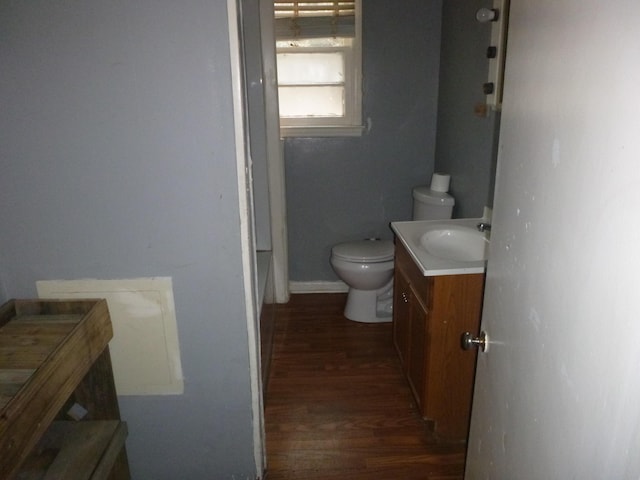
[330,186,455,323]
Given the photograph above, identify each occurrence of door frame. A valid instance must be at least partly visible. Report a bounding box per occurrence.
[259,0,289,304]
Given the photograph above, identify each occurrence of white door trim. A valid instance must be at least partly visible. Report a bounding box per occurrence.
[227,0,264,474]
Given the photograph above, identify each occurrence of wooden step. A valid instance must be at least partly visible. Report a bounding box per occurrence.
[15,421,128,480]
[0,299,114,478]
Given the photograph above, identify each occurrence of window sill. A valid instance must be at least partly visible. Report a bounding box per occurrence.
[280,124,365,138]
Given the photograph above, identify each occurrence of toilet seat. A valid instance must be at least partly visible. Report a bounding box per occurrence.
[332,239,394,263]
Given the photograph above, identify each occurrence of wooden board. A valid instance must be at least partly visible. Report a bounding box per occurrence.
[15,420,127,480]
[0,299,113,480]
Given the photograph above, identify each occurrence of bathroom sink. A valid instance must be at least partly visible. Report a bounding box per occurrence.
[390,218,490,276]
[419,225,489,262]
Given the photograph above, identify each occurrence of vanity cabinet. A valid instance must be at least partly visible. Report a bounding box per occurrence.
[392,241,485,441]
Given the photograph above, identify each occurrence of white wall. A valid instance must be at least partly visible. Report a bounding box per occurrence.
[466,0,640,477]
[0,2,259,477]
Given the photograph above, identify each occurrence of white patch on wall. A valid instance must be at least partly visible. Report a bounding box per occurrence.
[37,277,184,395]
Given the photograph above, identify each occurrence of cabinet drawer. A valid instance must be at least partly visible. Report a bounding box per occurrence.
[395,242,432,309]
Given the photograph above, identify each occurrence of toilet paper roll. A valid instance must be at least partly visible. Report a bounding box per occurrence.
[430,173,451,193]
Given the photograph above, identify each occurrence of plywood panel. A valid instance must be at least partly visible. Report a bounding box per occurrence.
[37,278,183,395]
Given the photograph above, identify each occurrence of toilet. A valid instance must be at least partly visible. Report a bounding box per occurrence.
[330,186,455,323]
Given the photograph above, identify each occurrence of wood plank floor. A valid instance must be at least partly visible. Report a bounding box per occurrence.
[264,293,466,480]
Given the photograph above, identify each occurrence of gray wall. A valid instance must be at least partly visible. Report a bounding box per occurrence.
[434,0,500,218]
[285,0,443,282]
[0,2,258,478]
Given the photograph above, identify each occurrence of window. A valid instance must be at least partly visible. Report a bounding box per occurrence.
[274,0,363,137]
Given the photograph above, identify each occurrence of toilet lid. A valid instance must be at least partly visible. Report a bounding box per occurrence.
[332,239,394,262]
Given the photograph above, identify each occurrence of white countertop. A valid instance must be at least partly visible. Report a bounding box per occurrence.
[391,218,488,276]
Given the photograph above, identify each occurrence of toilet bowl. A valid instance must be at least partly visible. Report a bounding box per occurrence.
[330,239,395,323]
[331,184,455,323]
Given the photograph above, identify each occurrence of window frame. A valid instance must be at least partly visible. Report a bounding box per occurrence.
[275,0,363,138]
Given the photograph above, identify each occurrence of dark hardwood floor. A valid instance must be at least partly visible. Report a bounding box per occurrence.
[264,293,465,480]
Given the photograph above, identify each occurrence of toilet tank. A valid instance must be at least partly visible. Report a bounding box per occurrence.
[412,186,455,220]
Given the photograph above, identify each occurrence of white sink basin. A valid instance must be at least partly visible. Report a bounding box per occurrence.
[390,218,490,276]
[419,225,489,262]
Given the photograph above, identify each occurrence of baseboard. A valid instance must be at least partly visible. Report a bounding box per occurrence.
[288,281,349,294]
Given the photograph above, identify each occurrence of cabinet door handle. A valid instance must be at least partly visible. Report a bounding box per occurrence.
[401,292,409,303]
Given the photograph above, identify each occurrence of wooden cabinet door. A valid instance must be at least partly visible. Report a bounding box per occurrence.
[392,268,411,371]
[407,291,428,413]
